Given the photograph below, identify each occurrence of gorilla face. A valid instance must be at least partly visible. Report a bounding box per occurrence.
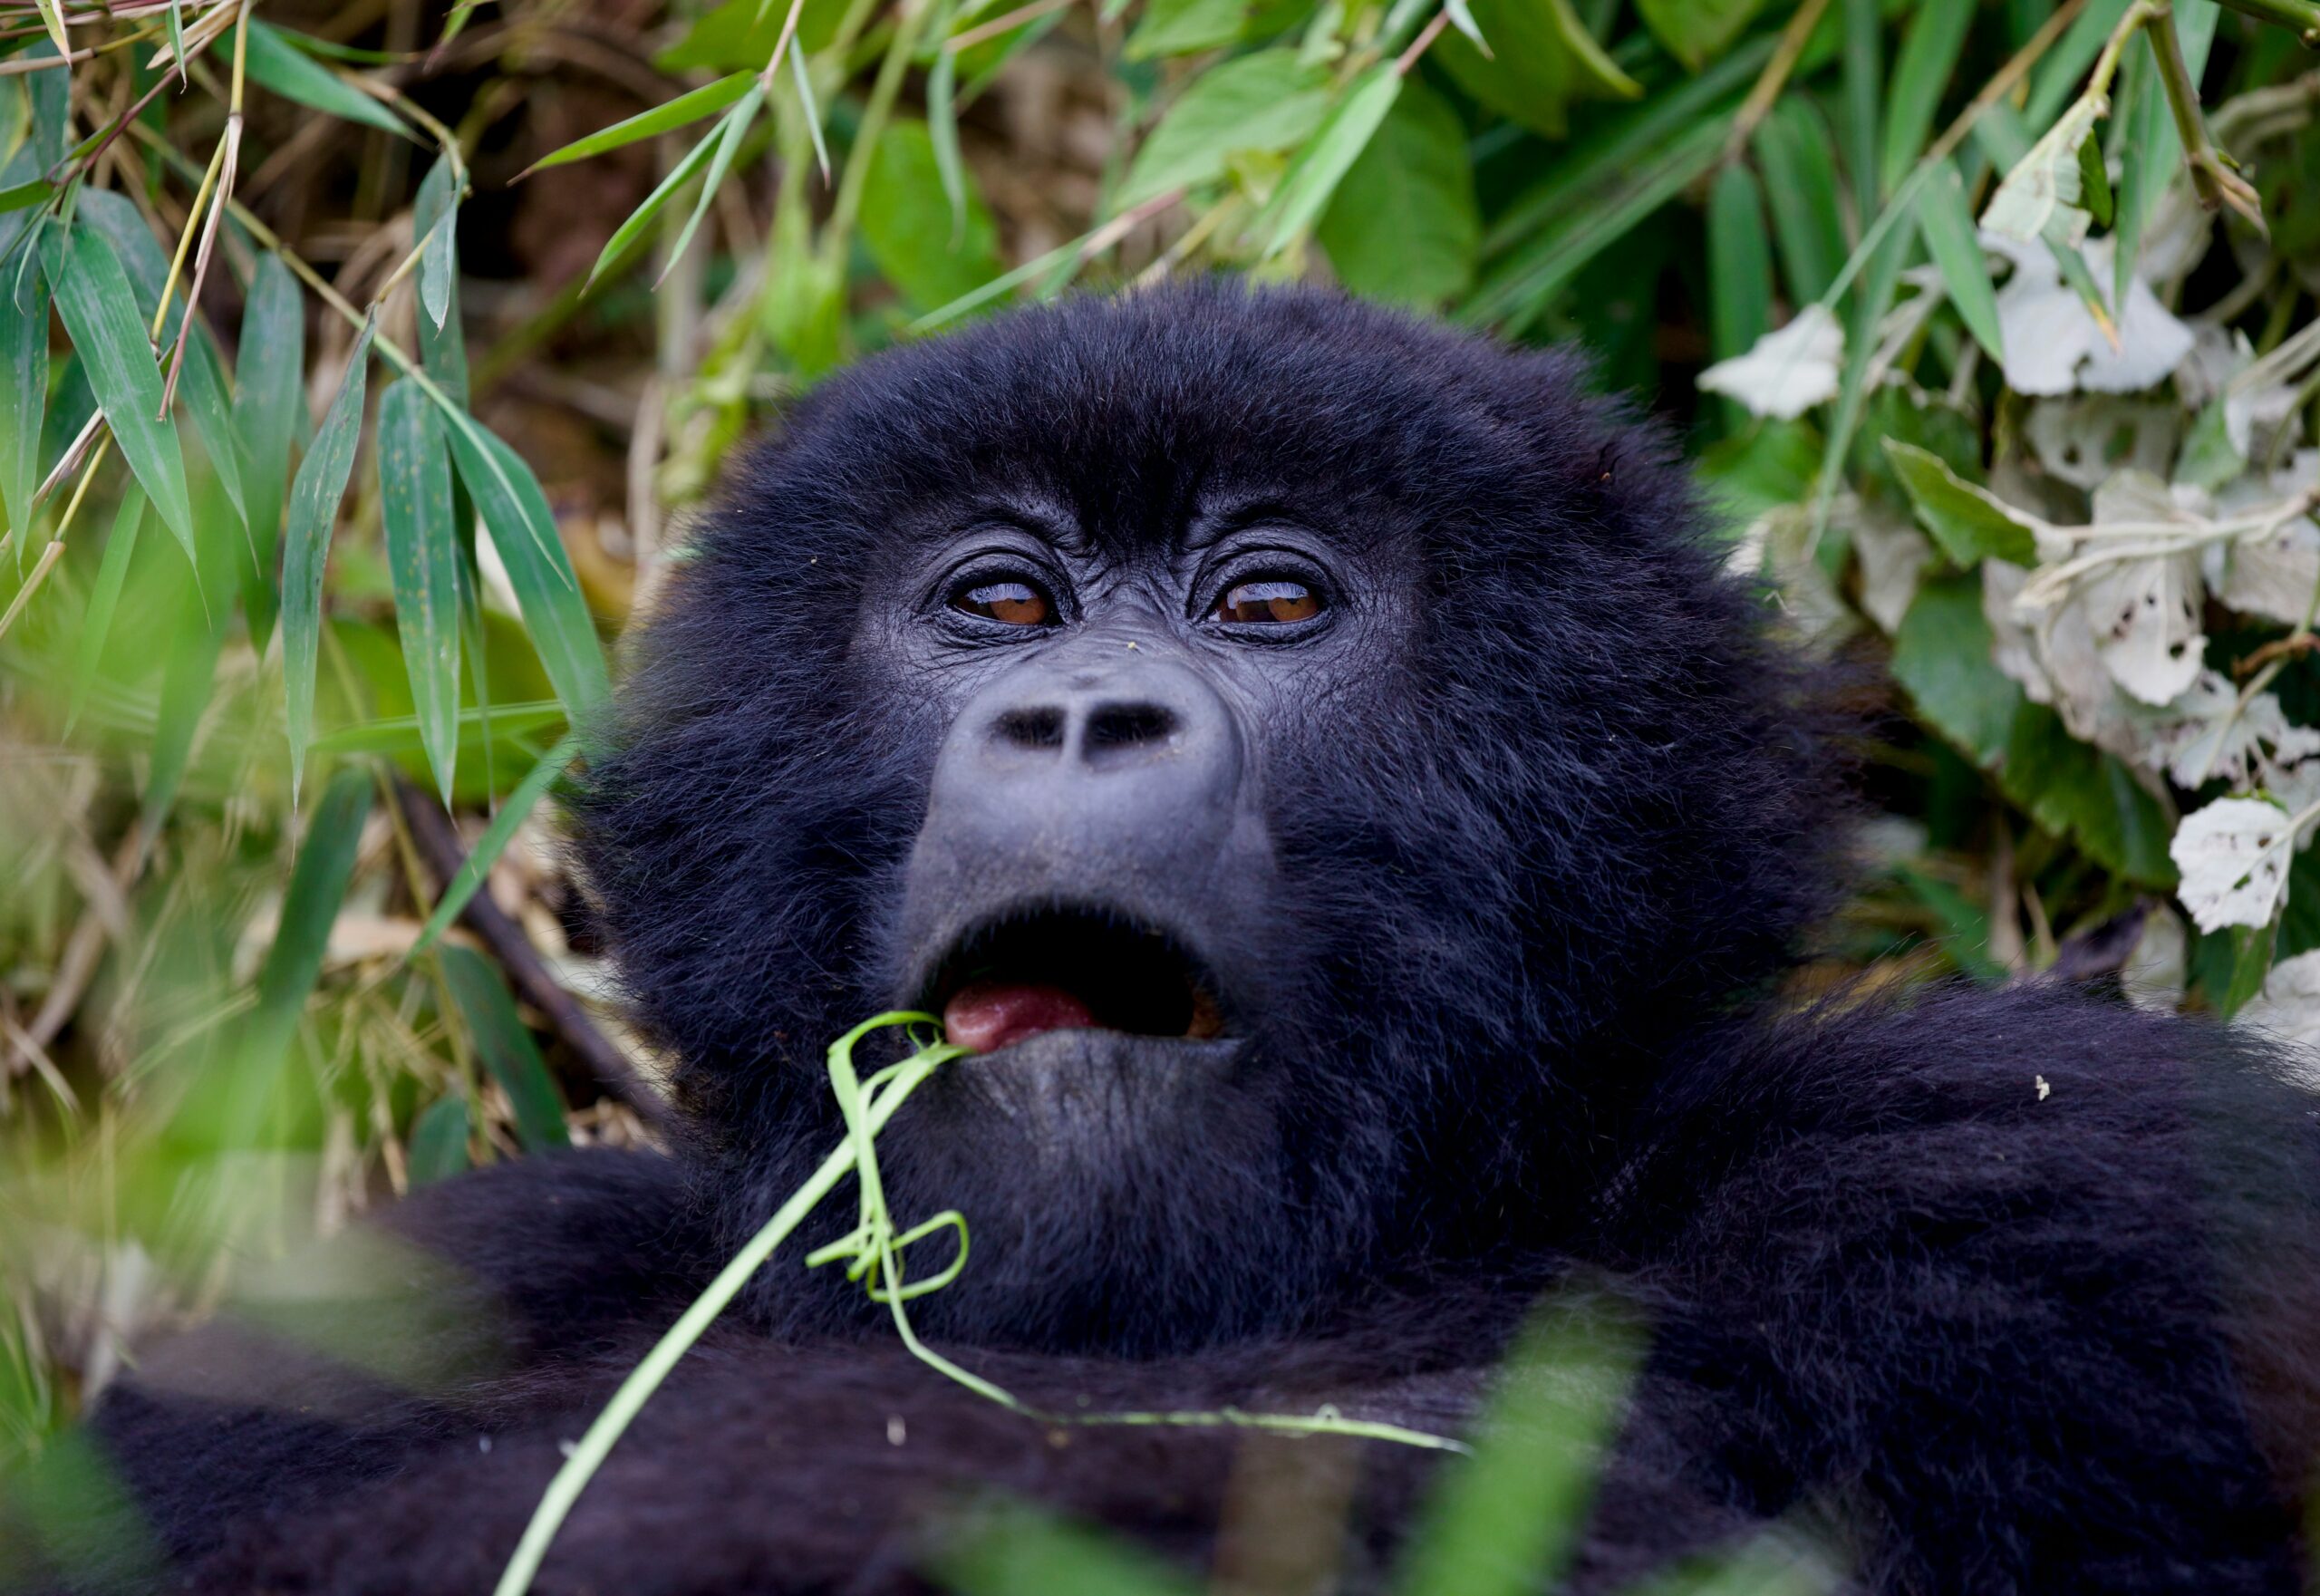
[578,285,1833,1355]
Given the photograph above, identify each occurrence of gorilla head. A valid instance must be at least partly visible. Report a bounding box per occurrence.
[577,284,1835,1355]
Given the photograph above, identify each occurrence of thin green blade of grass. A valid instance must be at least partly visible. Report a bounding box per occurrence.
[578,108,739,293]
[791,48,832,183]
[63,485,145,739]
[1879,0,1974,196]
[438,946,569,1152]
[1706,164,1774,430]
[378,380,463,807]
[1840,0,1881,222]
[39,224,197,563]
[441,424,610,727]
[282,314,378,806]
[232,253,304,653]
[518,73,758,178]
[242,20,413,138]
[411,729,580,956]
[1754,97,1846,306]
[653,86,768,289]
[1917,159,2005,364]
[928,44,965,235]
[1260,65,1401,257]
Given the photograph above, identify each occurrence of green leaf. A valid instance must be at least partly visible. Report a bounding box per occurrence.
[2075,130,2114,229]
[1119,50,1329,208]
[439,946,570,1152]
[64,486,144,737]
[417,160,458,332]
[1397,1304,1640,1596]
[39,224,196,562]
[860,119,1003,314]
[242,20,412,137]
[0,179,51,215]
[1705,163,1773,425]
[523,73,756,176]
[1917,160,2005,365]
[1635,0,1767,73]
[926,46,964,236]
[1898,866,2007,984]
[314,700,565,759]
[283,315,377,801]
[378,381,462,807]
[1261,65,1401,257]
[442,424,611,728]
[1125,0,1246,60]
[1752,95,1844,305]
[1892,578,2023,769]
[1880,0,1973,195]
[1317,77,1478,307]
[412,167,469,407]
[413,731,583,954]
[2177,398,2242,491]
[656,0,847,71]
[653,85,765,288]
[938,1502,1194,1596]
[1436,0,1638,140]
[581,94,749,291]
[233,253,304,648]
[1883,439,2038,566]
[407,1095,472,1185]
[0,240,44,548]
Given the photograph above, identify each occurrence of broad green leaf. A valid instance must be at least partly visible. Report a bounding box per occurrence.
[1752,96,1844,305]
[242,21,411,137]
[283,315,377,801]
[655,0,847,71]
[1891,578,2024,768]
[413,730,583,954]
[1917,160,2005,364]
[25,41,67,166]
[861,120,1003,314]
[72,191,248,537]
[439,946,570,1151]
[1705,163,1773,425]
[1262,66,1402,257]
[0,179,51,215]
[407,1095,472,1185]
[1125,0,1245,60]
[417,160,459,332]
[40,225,196,561]
[1119,50,1329,208]
[1436,0,1638,139]
[1883,440,2037,566]
[0,238,44,548]
[1317,78,1478,307]
[180,766,372,1150]
[1880,0,1973,195]
[1898,866,2006,984]
[443,425,611,728]
[378,381,462,806]
[939,1502,1194,1596]
[64,486,145,737]
[1397,1305,1640,1596]
[523,73,755,175]
[1635,0,1766,73]
[233,253,304,649]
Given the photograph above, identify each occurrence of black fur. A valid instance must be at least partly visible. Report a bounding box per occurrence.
[35,285,2320,1595]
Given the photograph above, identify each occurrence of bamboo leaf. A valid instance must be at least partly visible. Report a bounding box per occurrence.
[163,0,188,86]
[233,253,304,649]
[439,946,570,1152]
[413,730,582,955]
[442,424,612,727]
[927,46,963,234]
[1634,0,1767,73]
[418,160,459,332]
[1752,96,1845,305]
[314,701,564,759]
[378,381,462,807]
[654,86,765,289]
[1880,0,1973,196]
[1705,163,1774,422]
[242,20,413,137]
[64,486,144,738]
[580,102,739,291]
[1917,159,2005,364]
[1119,50,1329,209]
[40,224,197,561]
[408,1095,473,1185]
[0,237,44,551]
[283,315,378,803]
[1262,65,1402,257]
[521,73,756,176]
[29,0,67,59]
[412,163,469,405]
[792,45,831,184]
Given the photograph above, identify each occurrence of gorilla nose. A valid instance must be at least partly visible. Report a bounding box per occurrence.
[897,643,1272,1039]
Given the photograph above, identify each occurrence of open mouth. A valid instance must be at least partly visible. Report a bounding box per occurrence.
[922,906,1226,1055]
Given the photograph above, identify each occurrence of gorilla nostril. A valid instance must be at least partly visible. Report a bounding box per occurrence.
[995,707,1067,750]
[1086,701,1177,751]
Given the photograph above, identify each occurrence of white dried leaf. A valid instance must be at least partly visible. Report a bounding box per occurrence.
[1697,305,1843,420]
[2082,552,2204,705]
[2121,903,2188,1014]
[2235,953,2320,1084]
[2025,396,2181,490]
[1851,503,1931,634]
[2211,452,2320,626]
[1982,91,2106,251]
[1740,504,1855,651]
[2137,672,2290,789]
[2171,796,2297,933]
[2261,725,2320,820]
[1984,559,2052,698]
[1985,235,2193,398]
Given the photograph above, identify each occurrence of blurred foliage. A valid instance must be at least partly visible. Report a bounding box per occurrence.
[2,0,2319,1578]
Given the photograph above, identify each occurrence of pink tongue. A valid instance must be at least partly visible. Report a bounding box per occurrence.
[943,980,1096,1054]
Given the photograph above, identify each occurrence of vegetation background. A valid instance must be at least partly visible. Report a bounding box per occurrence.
[0,0,2317,1580]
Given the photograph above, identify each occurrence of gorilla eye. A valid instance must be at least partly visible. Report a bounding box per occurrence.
[952,579,1055,627]
[1213,579,1322,625]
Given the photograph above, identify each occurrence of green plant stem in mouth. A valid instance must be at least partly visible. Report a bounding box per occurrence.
[495,1012,1462,1596]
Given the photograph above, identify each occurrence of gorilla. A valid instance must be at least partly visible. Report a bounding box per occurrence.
[33,284,2320,1594]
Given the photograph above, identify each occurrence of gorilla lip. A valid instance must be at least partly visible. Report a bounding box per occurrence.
[924,907,1225,1055]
